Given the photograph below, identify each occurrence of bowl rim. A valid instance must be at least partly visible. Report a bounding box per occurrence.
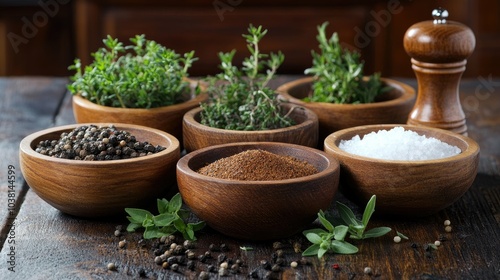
[324,124,480,164]
[276,76,416,108]
[20,123,180,165]
[177,141,339,184]
[72,78,207,113]
[183,103,318,135]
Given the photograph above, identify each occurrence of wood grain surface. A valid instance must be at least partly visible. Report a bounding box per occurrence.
[0,77,499,279]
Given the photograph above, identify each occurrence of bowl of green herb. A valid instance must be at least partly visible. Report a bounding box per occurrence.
[19,123,181,218]
[69,35,207,145]
[176,141,340,240]
[182,25,319,152]
[277,22,415,147]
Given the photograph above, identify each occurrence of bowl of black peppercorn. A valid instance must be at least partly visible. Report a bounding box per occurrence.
[20,123,180,218]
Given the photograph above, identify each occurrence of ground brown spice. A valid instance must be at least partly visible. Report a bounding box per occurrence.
[196,149,318,181]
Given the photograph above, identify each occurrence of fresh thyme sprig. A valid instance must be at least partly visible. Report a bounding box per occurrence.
[302,195,392,259]
[68,35,198,109]
[200,24,294,131]
[304,22,390,104]
[125,193,205,241]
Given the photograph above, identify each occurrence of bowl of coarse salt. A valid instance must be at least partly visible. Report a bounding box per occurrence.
[324,124,479,217]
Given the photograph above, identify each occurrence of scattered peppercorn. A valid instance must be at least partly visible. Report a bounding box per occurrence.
[445,226,452,232]
[171,263,179,272]
[35,124,165,160]
[444,220,451,226]
[364,267,372,275]
[118,240,127,249]
[393,236,402,243]
[332,263,340,270]
[290,261,298,268]
[434,240,441,247]
[199,271,210,280]
[197,149,318,180]
[107,262,116,271]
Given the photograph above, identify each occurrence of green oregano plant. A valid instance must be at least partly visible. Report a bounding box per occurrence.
[68,34,198,109]
[304,22,390,104]
[125,193,205,241]
[199,24,295,130]
[302,195,392,259]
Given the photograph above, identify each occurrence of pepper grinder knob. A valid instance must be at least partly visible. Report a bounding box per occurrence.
[404,8,475,135]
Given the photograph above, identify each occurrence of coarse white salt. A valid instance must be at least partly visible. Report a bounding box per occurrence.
[339,127,461,161]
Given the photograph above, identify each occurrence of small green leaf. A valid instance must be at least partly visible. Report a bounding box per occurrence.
[240,246,253,251]
[318,210,335,232]
[142,214,154,228]
[125,208,153,224]
[303,228,328,236]
[153,213,176,227]
[396,231,409,240]
[330,240,359,254]
[302,244,320,257]
[305,232,323,244]
[362,195,376,227]
[126,223,141,232]
[337,202,361,227]
[157,198,169,214]
[143,226,162,239]
[363,227,392,239]
[173,217,186,232]
[168,193,183,213]
[317,247,328,259]
[184,225,195,241]
[189,221,206,232]
[333,225,349,241]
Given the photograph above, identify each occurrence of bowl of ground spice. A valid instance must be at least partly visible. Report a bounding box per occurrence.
[324,124,480,217]
[20,123,180,217]
[176,142,340,240]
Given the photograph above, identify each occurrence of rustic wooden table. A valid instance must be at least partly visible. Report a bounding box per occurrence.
[0,76,499,279]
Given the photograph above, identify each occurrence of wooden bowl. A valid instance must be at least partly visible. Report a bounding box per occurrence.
[19,123,180,218]
[324,124,480,217]
[72,79,207,146]
[277,77,416,147]
[176,142,340,240]
[182,102,319,153]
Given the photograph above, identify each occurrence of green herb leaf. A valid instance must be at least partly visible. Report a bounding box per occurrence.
[337,202,361,227]
[157,198,169,214]
[363,227,392,239]
[333,225,349,241]
[302,243,320,257]
[330,240,359,254]
[305,232,323,244]
[397,231,409,240]
[126,223,141,232]
[318,210,335,232]
[362,195,376,227]
[167,193,183,213]
[125,208,153,224]
[153,213,177,227]
[240,246,253,251]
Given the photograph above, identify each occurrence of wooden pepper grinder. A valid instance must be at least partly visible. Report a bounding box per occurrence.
[404,7,475,135]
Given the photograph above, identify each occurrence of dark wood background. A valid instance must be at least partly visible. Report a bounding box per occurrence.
[1,0,499,78]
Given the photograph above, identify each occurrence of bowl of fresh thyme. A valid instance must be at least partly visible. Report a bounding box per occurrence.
[176,141,340,240]
[19,123,180,217]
